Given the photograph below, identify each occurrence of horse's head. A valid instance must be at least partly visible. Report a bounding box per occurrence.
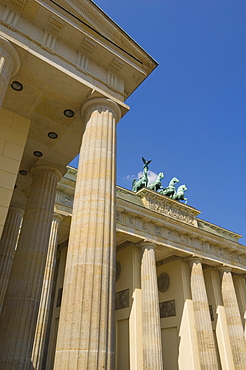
[158,172,164,180]
[171,177,179,184]
[179,184,187,192]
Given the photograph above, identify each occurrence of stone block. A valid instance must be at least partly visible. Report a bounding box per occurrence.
[0,188,12,207]
[12,114,30,134]
[3,141,24,161]
[0,156,20,174]
[0,139,5,154]
[0,123,27,147]
[0,206,8,228]
[0,109,14,127]
[0,171,16,191]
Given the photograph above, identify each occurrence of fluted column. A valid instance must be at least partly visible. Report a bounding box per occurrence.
[0,164,62,369]
[220,267,246,369]
[54,97,121,369]
[233,275,246,328]
[189,258,219,369]
[32,213,63,369]
[0,36,20,107]
[141,241,163,370]
[0,206,24,314]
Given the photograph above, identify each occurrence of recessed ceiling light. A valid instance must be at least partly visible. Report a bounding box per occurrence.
[19,170,27,175]
[48,132,58,139]
[33,151,43,157]
[11,81,23,91]
[64,109,74,118]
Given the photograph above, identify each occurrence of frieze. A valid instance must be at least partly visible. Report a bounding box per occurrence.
[116,209,246,267]
[55,191,74,208]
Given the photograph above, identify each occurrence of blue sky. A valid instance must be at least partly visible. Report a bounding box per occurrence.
[71,0,246,244]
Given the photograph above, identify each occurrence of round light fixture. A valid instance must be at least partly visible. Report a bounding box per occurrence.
[11,81,23,91]
[64,109,74,118]
[48,132,58,139]
[19,170,27,176]
[33,151,43,157]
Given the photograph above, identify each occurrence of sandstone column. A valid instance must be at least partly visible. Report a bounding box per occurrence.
[141,241,163,370]
[0,164,62,369]
[54,97,121,369]
[0,206,24,314]
[233,275,246,330]
[32,213,63,369]
[220,267,246,369]
[130,246,143,369]
[189,258,219,369]
[0,36,20,107]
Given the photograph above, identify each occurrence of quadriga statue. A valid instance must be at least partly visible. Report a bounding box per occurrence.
[132,157,151,192]
[172,184,188,204]
[147,172,164,192]
[159,177,179,198]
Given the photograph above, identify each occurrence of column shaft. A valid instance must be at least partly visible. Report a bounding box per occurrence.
[54,98,121,369]
[233,275,246,328]
[32,214,63,369]
[189,259,219,369]
[220,269,246,369]
[0,206,24,314]
[141,242,163,370]
[129,246,143,369]
[0,165,61,369]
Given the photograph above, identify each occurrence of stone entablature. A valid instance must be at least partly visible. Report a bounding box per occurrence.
[54,177,246,272]
[116,187,246,273]
[197,219,241,243]
[55,166,76,215]
[0,0,156,101]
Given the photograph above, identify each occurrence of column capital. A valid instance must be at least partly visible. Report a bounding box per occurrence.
[8,206,24,217]
[139,240,156,251]
[187,256,203,267]
[218,265,232,273]
[30,164,63,182]
[53,213,63,223]
[81,97,122,123]
[0,36,20,76]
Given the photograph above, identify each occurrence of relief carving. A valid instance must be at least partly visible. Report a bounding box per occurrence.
[115,289,129,310]
[158,272,170,293]
[142,221,148,231]
[64,195,73,206]
[148,198,194,225]
[159,299,176,318]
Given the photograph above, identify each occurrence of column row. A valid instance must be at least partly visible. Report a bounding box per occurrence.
[0,97,121,369]
[131,247,246,370]
[190,258,246,370]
